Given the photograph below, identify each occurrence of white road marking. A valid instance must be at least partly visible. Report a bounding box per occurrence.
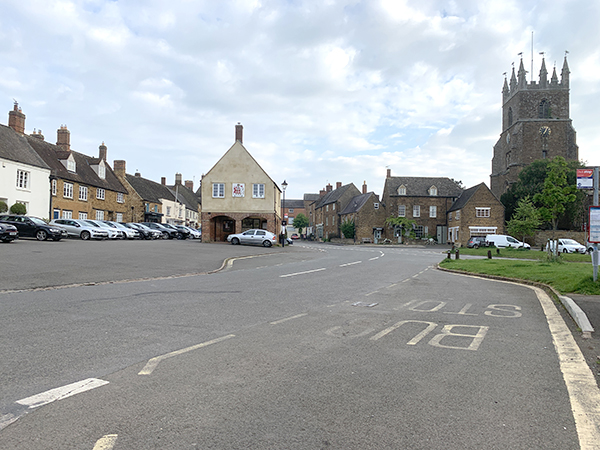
[280,268,326,278]
[93,434,118,450]
[270,313,308,325]
[369,256,379,261]
[138,334,235,375]
[16,378,109,409]
[340,261,362,267]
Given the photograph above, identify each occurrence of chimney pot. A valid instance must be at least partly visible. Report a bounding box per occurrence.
[235,122,243,143]
[362,181,367,194]
[135,171,141,177]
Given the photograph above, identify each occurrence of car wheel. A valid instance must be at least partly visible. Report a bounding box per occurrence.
[81,231,91,240]
[231,237,240,245]
[263,240,272,247]
[176,233,183,240]
[161,232,169,239]
[474,244,479,249]
[563,248,568,253]
[36,230,48,241]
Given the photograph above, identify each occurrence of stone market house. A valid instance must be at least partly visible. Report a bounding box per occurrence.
[200,124,282,242]
[446,182,505,246]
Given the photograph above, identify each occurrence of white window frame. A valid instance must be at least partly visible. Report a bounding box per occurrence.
[398,185,406,195]
[476,207,491,218]
[252,183,265,198]
[98,165,106,179]
[212,183,225,198]
[79,186,88,201]
[16,169,30,189]
[116,213,123,222]
[117,192,124,203]
[429,186,438,196]
[62,210,73,219]
[52,179,57,196]
[64,182,73,199]
[398,205,406,217]
[456,210,461,220]
[413,205,420,218]
[95,210,105,220]
[97,188,105,200]
[429,205,437,218]
[374,203,379,210]
[78,212,87,219]
[67,159,76,172]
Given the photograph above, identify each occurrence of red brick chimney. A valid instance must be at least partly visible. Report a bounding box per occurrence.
[113,160,126,177]
[99,142,107,161]
[185,180,194,190]
[320,189,326,197]
[8,102,26,134]
[336,181,342,189]
[235,122,243,143]
[161,177,167,185]
[57,125,70,151]
[326,183,333,192]
[387,168,391,178]
[362,181,367,194]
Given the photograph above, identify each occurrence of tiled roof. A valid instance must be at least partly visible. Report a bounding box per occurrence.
[167,183,200,211]
[282,199,305,209]
[0,124,50,170]
[126,174,176,203]
[448,183,485,212]
[303,193,320,202]
[26,136,128,193]
[340,192,375,215]
[314,184,356,209]
[385,176,463,197]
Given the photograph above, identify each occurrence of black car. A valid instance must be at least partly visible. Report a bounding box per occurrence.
[0,222,18,242]
[141,222,178,239]
[173,225,191,240]
[466,236,489,248]
[0,215,65,241]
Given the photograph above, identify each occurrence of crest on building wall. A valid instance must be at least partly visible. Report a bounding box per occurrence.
[232,183,245,197]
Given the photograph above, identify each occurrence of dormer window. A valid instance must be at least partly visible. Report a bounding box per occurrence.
[98,162,106,180]
[429,186,437,196]
[397,185,406,195]
[67,158,76,172]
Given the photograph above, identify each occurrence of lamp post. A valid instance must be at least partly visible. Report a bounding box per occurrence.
[281,180,288,247]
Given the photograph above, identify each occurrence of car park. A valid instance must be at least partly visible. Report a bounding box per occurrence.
[51,219,109,240]
[161,223,188,239]
[126,223,161,239]
[486,234,530,249]
[181,226,201,239]
[141,222,177,239]
[104,221,140,239]
[0,214,65,241]
[466,236,489,248]
[173,225,192,240]
[227,229,278,247]
[84,220,122,239]
[0,222,18,242]
[546,238,587,254]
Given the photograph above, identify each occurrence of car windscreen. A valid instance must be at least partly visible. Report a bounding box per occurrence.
[30,217,47,226]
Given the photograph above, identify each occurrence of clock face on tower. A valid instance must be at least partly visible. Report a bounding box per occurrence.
[539,126,551,138]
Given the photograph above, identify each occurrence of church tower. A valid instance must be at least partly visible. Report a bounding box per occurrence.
[490,54,578,199]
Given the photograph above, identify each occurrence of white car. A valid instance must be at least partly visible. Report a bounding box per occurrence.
[103,221,140,239]
[227,229,278,247]
[50,219,109,240]
[182,226,201,239]
[84,220,122,239]
[546,239,587,254]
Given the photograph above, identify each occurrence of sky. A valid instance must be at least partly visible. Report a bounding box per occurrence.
[1,0,599,199]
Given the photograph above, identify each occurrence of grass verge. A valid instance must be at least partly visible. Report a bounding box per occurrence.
[439,257,600,295]
[456,247,591,262]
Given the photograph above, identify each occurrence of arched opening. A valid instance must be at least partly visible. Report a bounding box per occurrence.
[210,215,236,242]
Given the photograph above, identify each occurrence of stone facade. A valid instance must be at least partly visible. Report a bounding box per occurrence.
[313,182,361,240]
[339,191,387,243]
[491,55,578,198]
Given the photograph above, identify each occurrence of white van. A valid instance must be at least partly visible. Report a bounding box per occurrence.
[485,234,531,249]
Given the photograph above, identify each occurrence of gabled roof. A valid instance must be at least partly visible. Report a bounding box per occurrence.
[26,135,128,193]
[282,199,305,209]
[340,192,377,215]
[0,124,50,170]
[314,184,356,209]
[126,174,176,203]
[385,176,462,197]
[448,182,490,212]
[303,193,320,203]
[167,183,200,211]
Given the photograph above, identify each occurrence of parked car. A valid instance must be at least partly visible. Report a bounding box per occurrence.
[51,219,109,240]
[181,226,201,239]
[173,225,192,240]
[0,214,65,241]
[486,234,530,249]
[103,221,140,239]
[291,233,299,240]
[466,236,489,248]
[546,238,587,254]
[84,220,122,239]
[141,222,177,239]
[0,222,18,242]
[125,223,161,239]
[162,223,188,240]
[227,229,278,247]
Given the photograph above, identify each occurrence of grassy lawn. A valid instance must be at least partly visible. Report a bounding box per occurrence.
[439,254,600,295]
[456,246,592,262]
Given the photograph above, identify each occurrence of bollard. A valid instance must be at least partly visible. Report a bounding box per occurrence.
[496,248,500,255]
[488,250,492,259]
[447,251,451,259]
[455,249,460,259]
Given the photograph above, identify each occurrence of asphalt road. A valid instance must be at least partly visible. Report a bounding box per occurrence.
[0,239,599,449]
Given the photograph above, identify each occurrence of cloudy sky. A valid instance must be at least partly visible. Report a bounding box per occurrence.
[1,0,599,199]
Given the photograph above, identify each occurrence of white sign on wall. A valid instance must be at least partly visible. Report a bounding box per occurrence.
[232,183,245,197]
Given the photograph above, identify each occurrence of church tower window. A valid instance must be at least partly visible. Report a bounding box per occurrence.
[538,99,550,118]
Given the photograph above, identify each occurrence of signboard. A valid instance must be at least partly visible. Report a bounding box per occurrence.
[589,206,600,243]
[232,183,245,197]
[577,169,594,189]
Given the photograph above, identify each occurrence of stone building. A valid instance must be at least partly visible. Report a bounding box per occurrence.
[313,182,361,240]
[446,183,505,246]
[490,54,578,198]
[381,170,463,243]
[339,183,387,243]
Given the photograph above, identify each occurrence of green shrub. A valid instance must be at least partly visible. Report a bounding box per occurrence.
[0,200,7,213]
[9,202,27,215]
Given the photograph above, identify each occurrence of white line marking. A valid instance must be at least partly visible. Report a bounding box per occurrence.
[280,268,326,278]
[138,334,235,375]
[369,257,379,261]
[93,434,118,450]
[340,261,362,267]
[270,313,308,325]
[16,378,109,409]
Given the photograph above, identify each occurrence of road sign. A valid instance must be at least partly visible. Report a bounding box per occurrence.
[589,207,600,243]
[577,169,594,189]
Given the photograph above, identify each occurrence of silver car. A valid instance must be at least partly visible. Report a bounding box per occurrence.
[51,219,109,240]
[84,220,122,239]
[103,221,140,239]
[227,229,277,247]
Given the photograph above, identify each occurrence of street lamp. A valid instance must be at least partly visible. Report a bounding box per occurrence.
[281,180,288,247]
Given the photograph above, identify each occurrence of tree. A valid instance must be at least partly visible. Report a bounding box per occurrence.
[533,156,577,247]
[9,202,27,215]
[506,197,541,243]
[292,213,309,235]
[385,216,416,242]
[340,219,355,239]
[0,200,7,213]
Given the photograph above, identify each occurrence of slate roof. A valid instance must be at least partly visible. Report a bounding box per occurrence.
[303,193,320,203]
[340,192,376,215]
[0,124,50,170]
[447,183,485,212]
[282,199,305,209]
[26,136,128,193]
[126,174,176,203]
[167,183,200,211]
[385,176,463,197]
[314,184,356,209]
